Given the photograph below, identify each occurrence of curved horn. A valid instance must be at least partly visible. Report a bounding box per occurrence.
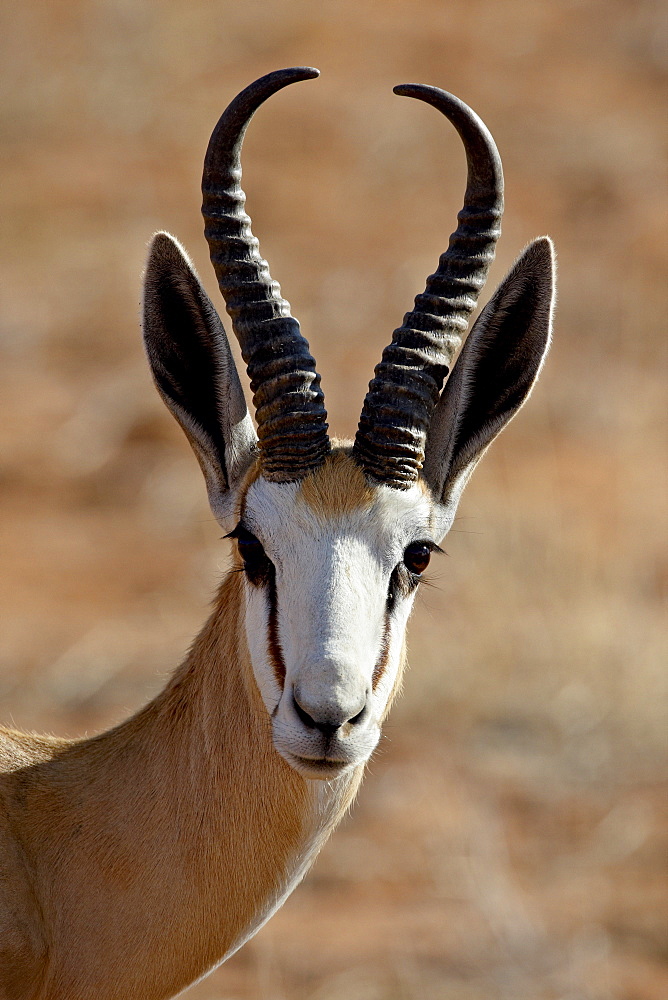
[202,67,330,483]
[352,86,504,489]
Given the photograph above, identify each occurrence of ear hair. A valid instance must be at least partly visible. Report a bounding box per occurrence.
[423,236,556,509]
[142,232,257,523]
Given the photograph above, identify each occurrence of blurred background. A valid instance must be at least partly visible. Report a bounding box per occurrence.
[0,1,666,998]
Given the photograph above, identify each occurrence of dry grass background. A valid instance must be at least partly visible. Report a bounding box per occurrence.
[0,1,666,998]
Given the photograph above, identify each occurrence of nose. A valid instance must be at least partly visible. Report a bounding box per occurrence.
[292,687,369,736]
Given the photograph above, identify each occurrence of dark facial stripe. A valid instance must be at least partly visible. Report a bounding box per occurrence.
[236,475,286,689]
[266,568,287,689]
[372,610,391,690]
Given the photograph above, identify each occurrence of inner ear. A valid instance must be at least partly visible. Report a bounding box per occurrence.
[146,260,232,471]
[143,232,257,521]
[423,237,555,507]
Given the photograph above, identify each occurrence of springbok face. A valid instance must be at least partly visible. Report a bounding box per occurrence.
[143,68,556,780]
[238,456,435,777]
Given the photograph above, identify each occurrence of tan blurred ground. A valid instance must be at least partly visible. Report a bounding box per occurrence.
[0,2,666,998]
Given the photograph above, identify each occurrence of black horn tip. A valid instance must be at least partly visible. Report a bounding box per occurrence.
[232,66,320,108]
[393,82,429,98]
[254,66,320,91]
[243,66,320,90]
[392,82,503,211]
[289,66,320,80]
[203,67,321,172]
[393,83,464,111]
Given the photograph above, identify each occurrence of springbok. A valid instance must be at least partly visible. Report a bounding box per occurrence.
[0,67,555,999]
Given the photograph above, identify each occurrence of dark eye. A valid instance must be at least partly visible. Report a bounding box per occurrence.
[229,526,272,586]
[236,528,264,562]
[403,542,431,576]
[238,536,265,565]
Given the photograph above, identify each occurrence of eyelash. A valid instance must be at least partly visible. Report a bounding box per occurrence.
[387,541,441,611]
[225,525,273,587]
[225,527,441,598]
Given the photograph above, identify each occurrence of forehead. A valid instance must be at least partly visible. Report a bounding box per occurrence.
[240,448,436,546]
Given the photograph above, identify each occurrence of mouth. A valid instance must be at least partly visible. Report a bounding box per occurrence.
[281,751,355,780]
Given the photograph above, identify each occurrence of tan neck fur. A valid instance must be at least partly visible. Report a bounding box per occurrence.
[0,570,363,1000]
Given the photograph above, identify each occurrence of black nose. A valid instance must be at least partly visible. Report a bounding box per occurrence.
[292,690,368,736]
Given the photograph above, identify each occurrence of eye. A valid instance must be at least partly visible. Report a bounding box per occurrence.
[236,528,264,563]
[403,541,432,576]
[227,525,272,586]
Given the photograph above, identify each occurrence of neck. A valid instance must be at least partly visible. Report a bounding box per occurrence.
[9,572,362,1000]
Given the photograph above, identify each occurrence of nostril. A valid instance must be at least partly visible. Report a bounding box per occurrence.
[292,694,339,737]
[292,693,319,731]
[349,704,367,726]
[292,689,368,735]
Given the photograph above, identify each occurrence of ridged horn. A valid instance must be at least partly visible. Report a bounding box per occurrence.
[202,67,330,483]
[352,85,504,489]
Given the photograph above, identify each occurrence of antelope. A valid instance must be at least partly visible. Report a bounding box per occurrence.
[0,67,555,1000]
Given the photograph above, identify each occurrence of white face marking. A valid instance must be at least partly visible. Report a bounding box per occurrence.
[238,470,437,779]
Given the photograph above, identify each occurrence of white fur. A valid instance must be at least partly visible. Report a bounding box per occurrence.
[240,477,435,778]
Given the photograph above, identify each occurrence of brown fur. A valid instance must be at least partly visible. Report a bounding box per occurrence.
[0,571,361,1000]
[299,448,374,517]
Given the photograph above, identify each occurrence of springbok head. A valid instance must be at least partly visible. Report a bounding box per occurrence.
[143,68,555,780]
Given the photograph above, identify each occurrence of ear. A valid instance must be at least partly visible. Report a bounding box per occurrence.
[142,232,257,525]
[423,237,555,528]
